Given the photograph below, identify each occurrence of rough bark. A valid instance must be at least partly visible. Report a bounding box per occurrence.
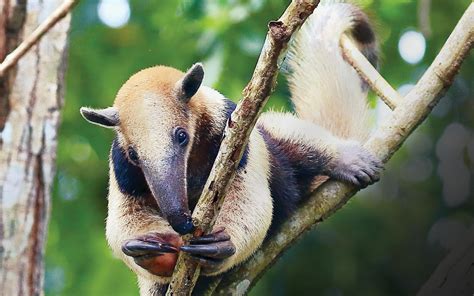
[0,1,71,295]
[210,3,473,295]
[165,1,320,295]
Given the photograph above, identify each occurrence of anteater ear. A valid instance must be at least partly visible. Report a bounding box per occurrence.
[80,106,119,128]
[175,63,204,103]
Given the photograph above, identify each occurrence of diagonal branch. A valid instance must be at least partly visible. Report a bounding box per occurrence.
[0,0,78,77]
[166,1,321,295]
[210,2,473,295]
[340,35,402,110]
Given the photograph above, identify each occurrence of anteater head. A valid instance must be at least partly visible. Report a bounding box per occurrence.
[80,63,206,235]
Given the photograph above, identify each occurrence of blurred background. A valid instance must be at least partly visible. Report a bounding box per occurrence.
[45,0,474,295]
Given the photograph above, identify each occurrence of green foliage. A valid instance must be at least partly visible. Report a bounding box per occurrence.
[46,0,474,295]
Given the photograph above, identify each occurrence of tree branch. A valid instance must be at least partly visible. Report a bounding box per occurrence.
[0,0,78,77]
[418,0,432,38]
[166,1,321,295]
[340,35,401,110]
[211,2,473,294]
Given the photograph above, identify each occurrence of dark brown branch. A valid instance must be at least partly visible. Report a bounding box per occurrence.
[165,1,321,295]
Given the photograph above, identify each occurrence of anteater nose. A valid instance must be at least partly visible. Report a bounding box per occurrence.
[169,213,194,235]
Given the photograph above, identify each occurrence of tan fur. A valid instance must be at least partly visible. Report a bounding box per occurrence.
[113,66,192,168]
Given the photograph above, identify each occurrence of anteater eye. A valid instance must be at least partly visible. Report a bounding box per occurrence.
[127,147,139,165]
[175,128,189,147]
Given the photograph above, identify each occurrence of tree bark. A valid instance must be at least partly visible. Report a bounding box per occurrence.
[0,1,71,295]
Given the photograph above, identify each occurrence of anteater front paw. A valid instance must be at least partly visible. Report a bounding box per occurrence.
[329,142,383,188]
[122,233,182,277]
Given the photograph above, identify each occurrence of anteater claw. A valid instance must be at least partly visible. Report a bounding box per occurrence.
[181,228,235,260]
[122,239,178,257]
[188,227,230,244]
[181,240,235,259]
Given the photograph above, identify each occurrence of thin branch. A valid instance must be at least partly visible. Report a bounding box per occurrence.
[340,34,402,110]
[211,3,473,295]
[0,0,78,77]
[418,0,432,38]
[166,1,321,295]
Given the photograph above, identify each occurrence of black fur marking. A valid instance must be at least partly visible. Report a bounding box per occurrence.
[111,138,150,196]
[349,8,378,92]
[352,18,375,44]
[258,126,331,234]
[350,10,378,68]
[181,64,204,101]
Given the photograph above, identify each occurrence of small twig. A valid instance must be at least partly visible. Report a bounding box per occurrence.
[166,1,321,295]
[212,2,473,294]
[418,0,432,37]
[340,34,402,110]
[0,0,78,77]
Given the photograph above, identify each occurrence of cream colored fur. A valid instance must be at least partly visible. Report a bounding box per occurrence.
[286,1,371,141]
[106,167,174,285]
[209,129,272,275]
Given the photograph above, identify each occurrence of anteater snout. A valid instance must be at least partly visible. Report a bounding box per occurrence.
[168,212,194,235]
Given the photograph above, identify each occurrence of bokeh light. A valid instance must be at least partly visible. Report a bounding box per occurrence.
[97,0,130,28]
[398,30,426,64]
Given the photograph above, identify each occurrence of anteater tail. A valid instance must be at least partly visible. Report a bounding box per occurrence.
[286,1,378,141]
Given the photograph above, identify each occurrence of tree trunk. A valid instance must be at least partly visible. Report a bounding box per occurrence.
[0,1,71,295]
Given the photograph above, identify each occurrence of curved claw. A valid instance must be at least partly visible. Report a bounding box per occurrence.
[181,240,235,259]
[181,228,236,261]
[122,239,178,257]
[189,227,230,244]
